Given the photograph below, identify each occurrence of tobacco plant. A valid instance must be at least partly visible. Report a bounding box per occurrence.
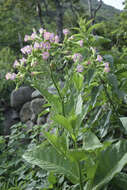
[6,19,127,190]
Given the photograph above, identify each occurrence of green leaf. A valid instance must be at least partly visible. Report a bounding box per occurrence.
[111,172,127,190]
[91,85,103,107]
[53,114,73,134]
[83,131,102,151]
[23,144,79,184]
[86,69,95,85]
[67,149,88,162]
[92,140,127,190]
[75,94,83,115]
[120,117,127,131]
[73,72,84,91]
[92,35,111,46]
[35,87,62,114]
[43,132,67,155]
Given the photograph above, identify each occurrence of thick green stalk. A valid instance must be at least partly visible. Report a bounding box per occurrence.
[50,66,65,116]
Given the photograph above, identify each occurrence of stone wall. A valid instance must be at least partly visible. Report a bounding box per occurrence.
[3,86,48,135]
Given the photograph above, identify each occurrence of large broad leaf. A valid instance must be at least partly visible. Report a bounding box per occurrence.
[73,72,84,91]
[92,35,111,46]
[75,94,83,115]
[23,143,79,184]
[83,131,102,151]
[34,85,62,114]
[91,85,103,107]
[92,140,127,190]
[86,69,95,85]
[67,149,89,162]
[111,172,127,190]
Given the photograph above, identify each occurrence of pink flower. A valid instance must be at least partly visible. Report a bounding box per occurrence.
[42,52,49,60]
[77,65,84,73]
[43,42,51,50]
[13,60,20,68]
[5,72,16,80]
[104,62,109,67]
[40,42,44,48]
[87,61,91,65]
[34,42,41,50]
[96,55,103,62]
[72,53,83,62]
[39,28,44,34]
[31,32,37,40]
[44,31,51,41]
[78,40,83,47]
[63,29,70,35]
[20,57,26,64]
[24,35,30,42]
[55,35,59,43]
[104,67,110,73]
[49,33,55,43]
[21,45,32,54]
[5,72,12,80]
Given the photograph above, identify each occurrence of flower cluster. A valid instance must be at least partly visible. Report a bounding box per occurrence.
[96,55,110,73]
[6,26,111,82]
[72,53,83,62]
[76,64,84,73]
[21,45,32,54]
[5,72,16,80]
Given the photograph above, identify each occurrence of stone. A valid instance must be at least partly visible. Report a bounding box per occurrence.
[25,120,34,130]
[31,90,42,99]
[3,108,20,135]
[11,86,34,109]
[31,98,45,116]
[19,102,33,123]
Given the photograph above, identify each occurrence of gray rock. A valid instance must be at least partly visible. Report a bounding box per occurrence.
[31,98,45,116]
[11,86,34,109]
[3,108,20,135]
[19,102,33,123]
[25,120,34,130]
[31,90,42,99]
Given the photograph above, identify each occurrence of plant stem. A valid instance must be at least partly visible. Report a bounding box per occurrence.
[50,66,65,116]
[78,162,83,190]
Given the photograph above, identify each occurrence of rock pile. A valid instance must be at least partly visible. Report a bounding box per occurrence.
[4,86,48,135]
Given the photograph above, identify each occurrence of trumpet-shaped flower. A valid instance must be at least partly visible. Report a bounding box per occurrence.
[96,55,103,62]
[104,66,110,73]
[73,53,83,62]
[63,29,70,35]
[44,31,51,41]
[21,45,32,54]
[55,35,59,43]
[78,40,83,47]
[42,52,49,60]
[39,28,44,34]
[13,60,20,68]
[77,64,84,73]
[43,42,51,50]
